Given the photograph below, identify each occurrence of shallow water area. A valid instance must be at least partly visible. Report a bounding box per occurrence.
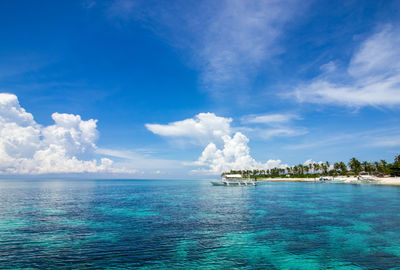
[1,179,400,269]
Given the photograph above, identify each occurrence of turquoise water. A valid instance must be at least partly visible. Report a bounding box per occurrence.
[1,180,400,269]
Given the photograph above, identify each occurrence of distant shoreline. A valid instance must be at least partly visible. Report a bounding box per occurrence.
[259,177,400,186]
[260,178,316,182]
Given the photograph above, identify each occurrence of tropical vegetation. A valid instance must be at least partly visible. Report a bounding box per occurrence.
[222,155,400,178]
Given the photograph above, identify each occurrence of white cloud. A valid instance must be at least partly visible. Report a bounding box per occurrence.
[146,112,306,174]
[243,113,300,124]
[303,159,323,166]
[192,132,286,174]
[42,113,99,158]
[256,127,308,139]
[286,126,400,151]
[96,147,182,170]
[198,0,300,92]
[293,25,400,107]
[146,113,232,145]
[0,93,125,175]
[303,159,313,166]
[369,134,400,147]
[320,61,337,73]
[106,0,302,98]
[240,113,307,139]
[348,26,400,78]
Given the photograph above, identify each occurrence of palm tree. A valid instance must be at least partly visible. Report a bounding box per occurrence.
[367,162,373,174]
[333,162,340,175]
[299,164,304,175]
[374,162,381,174]
[339,162,347,175]
[395,155,400,166]
[325,161,330,172]
[380,160,388,175]
[313,163,320,174]
[304,166,309,176]
[349,157,361,175]
[293,165,298,175]
[362,161,368,173]
[321,164,328,175]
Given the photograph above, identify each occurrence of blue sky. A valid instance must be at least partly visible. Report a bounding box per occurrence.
[0,0,400,178]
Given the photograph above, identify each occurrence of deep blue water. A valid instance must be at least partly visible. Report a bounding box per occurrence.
[1,180,400,269]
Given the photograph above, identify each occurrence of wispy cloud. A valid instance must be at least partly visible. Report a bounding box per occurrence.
[0,53,56,80]
[291,25,400,107]
[240,112,306,139]
[255,127,308,139]
[96,148,182,170]
[242,113,301,124]
[195,0,301,95]
[369,134,400,147]
[286,127,400,150]
[106,0,303,99]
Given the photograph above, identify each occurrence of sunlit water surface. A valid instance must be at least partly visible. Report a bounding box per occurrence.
[1,180,400,269]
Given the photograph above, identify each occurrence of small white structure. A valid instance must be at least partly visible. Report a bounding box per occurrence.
[358,173,379,181]
[211,174,259,186]
[319,176,334,181]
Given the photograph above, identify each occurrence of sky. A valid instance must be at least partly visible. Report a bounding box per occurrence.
[1,0,400,178]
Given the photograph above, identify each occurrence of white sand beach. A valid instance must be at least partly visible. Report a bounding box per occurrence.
[261,176,400,186]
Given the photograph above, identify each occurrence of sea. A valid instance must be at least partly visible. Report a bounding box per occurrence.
[1,179,400,269]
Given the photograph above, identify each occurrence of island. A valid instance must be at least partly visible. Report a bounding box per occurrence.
[220,155,400,186]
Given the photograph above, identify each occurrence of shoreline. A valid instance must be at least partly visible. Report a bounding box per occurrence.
[260,178,316,182]
[260,177,400,186]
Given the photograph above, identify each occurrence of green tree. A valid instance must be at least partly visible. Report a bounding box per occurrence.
[339,162,348,175]
[313,163,320,174]
[380,160,389,175]
[304,166,309,175]
[349,157,361,175]
[333,162,340,175]
[362,161,368,172]
[298,164,304,175]
[394,155,400,166]
[389,155,400,176]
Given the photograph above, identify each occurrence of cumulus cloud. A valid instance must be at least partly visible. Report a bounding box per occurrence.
[193,132,286,174]
[147,112,304,174]
[146,113,232,145]
[293,25,400,107]
[0,93,123,175]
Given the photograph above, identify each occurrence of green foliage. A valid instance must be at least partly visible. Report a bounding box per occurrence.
[348,157,361,174]
[221,154,400,178]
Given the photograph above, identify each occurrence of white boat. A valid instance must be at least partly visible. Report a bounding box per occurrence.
[319,176,333,181]
[211,174,259,186]
[358,174,379,181]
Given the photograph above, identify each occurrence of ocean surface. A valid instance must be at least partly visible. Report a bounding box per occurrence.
[1,180,400,269]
